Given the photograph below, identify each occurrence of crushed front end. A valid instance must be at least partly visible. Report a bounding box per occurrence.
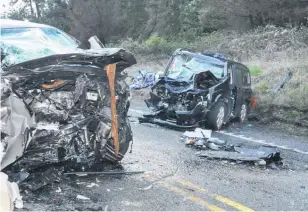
[1,48,136,190]
[139,50,229,129]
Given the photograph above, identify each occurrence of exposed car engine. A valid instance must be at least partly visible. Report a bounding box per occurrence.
[1,48,136,190]
[144,71,219,125]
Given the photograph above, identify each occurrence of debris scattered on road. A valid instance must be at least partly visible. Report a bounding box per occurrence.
[130,70,156,90]
[255,160,267,166]
[197,145,281,165]
[64,170,145,176]
[76,195,90,200]
[55,187,62,193]
[86,183,99,188]
[76,174,88,177]
[139,184,153,191]
[182,130,282,166]
[183,128,212,139]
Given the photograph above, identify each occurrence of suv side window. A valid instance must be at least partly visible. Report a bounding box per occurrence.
[233,64,243,85]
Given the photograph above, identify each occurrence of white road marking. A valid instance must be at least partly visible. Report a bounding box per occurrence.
[218,131,308,155]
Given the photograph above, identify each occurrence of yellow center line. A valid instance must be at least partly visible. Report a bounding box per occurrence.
[177,178,208,192]
[143,175,224,211]
[177,178,255,212]
[213,195,254,212]
[162,183,225,212]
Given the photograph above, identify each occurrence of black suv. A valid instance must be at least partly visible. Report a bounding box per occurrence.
[140,49,254,130]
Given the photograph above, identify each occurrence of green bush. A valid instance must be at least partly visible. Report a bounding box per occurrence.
[144,36,168,47]
[142,36,174,56]
[249,66,263,76]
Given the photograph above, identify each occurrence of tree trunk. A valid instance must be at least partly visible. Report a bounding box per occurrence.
[248,14,254,28]
[34,0,41,19]
[29,0,34,16]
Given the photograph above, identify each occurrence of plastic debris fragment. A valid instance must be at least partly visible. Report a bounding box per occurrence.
[77,195,90,200]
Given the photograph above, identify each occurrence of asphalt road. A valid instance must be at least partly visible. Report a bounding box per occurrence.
[22,98,308,211]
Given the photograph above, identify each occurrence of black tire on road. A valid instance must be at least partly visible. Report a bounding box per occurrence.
[207,101,226,130]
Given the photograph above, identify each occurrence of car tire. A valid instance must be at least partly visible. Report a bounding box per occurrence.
[237,103,247,123]
[207,101,226,130]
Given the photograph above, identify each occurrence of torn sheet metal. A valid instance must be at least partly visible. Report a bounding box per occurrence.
[138,116,199,130]
[198,146,281,163]
[1,44,136,190]
[1,94,35,169]
[182,130,282,165]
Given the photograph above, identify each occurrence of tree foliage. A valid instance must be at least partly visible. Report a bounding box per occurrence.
[5,0,308,42]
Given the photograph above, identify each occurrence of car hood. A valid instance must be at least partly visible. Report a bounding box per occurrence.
[2,48,137,79]
[1,36,136,71]
[155,70,219,94]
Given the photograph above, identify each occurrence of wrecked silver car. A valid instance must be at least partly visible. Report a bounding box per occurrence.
[140,49,254,130]
[1,19,136,190]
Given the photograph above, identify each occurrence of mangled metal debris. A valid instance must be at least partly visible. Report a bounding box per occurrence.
[182,128,282,166]
[140,49,255,130]
[197,146,281,164]
[63,170,145,175]
[77,194,90,200]
[129,70,157,90]
[1,25,137,190]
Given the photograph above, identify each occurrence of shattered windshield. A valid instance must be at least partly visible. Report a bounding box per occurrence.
[166,54,225,80]
[1,27,79,67]
[1,27,79,48]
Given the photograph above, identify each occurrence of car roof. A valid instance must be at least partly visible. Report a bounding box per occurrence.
[178,49,250,69]
[1,19,53,29]
[180,50,227,65]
